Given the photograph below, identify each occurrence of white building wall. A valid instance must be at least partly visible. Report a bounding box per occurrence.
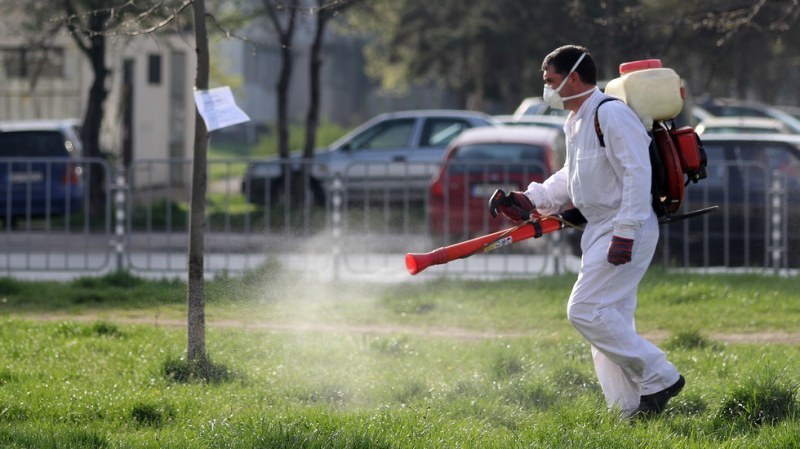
[0,34,87,121]
[106,34,197,190]
[1,20,197,190]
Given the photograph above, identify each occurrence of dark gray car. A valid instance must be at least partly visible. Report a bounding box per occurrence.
[241,110,495,205]
[660,133,800,268]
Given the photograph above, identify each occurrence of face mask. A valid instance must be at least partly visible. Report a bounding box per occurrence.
[542,52,593,110]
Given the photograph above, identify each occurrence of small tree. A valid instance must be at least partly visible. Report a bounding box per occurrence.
[61,0,116,216]
[186,0,211,365]
[303,0,360,158]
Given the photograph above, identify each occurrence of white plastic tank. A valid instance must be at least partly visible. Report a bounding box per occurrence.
[603,59,684,129]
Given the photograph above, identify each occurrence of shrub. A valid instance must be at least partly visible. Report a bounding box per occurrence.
[0,277,23,295]
[130,402,175,427]
[715,372,799,428]
[666,329,713,350]
[163,356,232,384]
[91,321,124,338]
[99,270,145,288]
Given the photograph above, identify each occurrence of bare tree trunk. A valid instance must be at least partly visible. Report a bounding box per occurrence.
[466,42,485,112]
[63,2,110,219]
[265,0,299,160]
[292,1,330,207]
[187,0,210,364]
[82,35,109,218]
[264,0,299,203]
[304,1,327,159]
[276,36,293,160]
[300,0,359,205]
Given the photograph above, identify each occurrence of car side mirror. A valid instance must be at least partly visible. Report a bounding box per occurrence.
[340,142,352,151]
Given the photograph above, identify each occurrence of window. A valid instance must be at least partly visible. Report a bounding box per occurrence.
[420,119,470,147]
[349,119,415,150]
[0,131,70,157]
[1,46,65,79]
[148,54,162,85]
[449,143,547,175]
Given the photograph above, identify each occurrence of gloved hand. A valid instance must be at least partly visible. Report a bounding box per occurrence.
[494,191,536,224]
[607,236,634,265]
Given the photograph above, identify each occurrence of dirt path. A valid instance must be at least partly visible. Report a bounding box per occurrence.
[16,313,800,345]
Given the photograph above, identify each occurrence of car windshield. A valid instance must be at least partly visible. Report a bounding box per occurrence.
[0,131,71,157]
[448,143,547,174]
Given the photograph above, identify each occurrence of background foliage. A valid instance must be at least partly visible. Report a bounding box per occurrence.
[346,0,800,110]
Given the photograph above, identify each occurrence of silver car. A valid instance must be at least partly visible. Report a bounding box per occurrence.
[241,110,495,205]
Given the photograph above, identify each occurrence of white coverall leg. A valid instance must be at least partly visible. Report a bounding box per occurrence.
[567,213,679,415]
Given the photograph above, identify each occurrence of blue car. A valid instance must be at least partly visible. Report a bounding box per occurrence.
[0,120,85,227]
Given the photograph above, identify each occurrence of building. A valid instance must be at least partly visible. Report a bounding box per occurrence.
[0,18,196,190]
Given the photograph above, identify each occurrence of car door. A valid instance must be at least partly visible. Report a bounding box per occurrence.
[405,117,477,189]
[334,117,417,195]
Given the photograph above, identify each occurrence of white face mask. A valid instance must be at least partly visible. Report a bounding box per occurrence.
[542,52,593,110]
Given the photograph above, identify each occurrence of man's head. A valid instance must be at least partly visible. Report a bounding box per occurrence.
[541,45,597,111]
[541,45,597,85]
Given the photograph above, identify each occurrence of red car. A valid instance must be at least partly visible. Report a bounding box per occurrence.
[428,126,561,239]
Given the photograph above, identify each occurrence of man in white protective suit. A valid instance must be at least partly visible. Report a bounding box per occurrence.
[494,45,684,419]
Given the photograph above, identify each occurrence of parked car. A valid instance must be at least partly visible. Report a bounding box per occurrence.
[659,133,800,267]
[776,104,800,122]
[0,119,85,227]
[491,115,567,167]
[512,97,570,119]
[427,126,560,238]
[694,98,800,134]
[491,114,567,129]
[241,110,495,205]
[695,117,792,135]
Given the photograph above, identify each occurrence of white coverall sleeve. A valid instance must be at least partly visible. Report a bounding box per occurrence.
[523,166,570,216]
[598,103,653,239]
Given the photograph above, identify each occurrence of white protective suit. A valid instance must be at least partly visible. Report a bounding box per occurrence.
[524,88,680,415]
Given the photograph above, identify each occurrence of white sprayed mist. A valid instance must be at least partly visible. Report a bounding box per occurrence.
[240,232,436,409]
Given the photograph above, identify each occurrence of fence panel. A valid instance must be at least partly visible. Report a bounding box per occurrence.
[656,153,799,273]
[2,156,796,278]
[1,157,111,274]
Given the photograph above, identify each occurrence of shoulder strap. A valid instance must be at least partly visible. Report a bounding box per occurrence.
[594,97,622,147]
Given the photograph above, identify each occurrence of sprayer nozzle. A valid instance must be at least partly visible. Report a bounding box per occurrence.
[405,253,419,275]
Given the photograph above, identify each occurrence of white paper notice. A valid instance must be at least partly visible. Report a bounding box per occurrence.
[194,86,250,132]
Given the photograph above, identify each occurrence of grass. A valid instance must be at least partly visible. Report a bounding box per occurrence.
[0,269,799,447]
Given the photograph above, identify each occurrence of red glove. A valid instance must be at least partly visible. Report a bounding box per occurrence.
[607,236,634,265]
[498,191,536,223]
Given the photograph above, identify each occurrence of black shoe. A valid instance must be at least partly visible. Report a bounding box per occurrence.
[632,375,685,419]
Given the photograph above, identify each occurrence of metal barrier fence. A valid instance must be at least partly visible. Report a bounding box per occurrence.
[1,156,797,279]
[2,157,111,273]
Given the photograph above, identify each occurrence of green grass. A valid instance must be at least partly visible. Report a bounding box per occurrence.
[0,269,799,447]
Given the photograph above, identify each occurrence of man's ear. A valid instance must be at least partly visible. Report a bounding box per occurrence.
[568,71,580,84]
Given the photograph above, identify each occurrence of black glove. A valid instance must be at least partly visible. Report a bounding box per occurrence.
[607,236,634,265]
[488,189,536,224]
